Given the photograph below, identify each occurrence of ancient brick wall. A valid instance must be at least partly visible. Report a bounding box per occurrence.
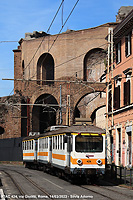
[1,23,117,138]
[0,95,27,139]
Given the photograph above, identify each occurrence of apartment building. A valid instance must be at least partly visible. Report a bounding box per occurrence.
[107,10,133,167]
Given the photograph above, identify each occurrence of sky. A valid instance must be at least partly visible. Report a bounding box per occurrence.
[0,0,132,97]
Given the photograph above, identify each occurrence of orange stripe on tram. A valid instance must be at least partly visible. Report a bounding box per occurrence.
[23,153,34,157]
[52,153,65,161]
[71,157,105,165]
[38,152,48,156]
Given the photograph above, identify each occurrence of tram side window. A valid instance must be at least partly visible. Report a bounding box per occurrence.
[23,142,25,150]
[31,141,33,150]
[45,138,47,149]
[26,141,27,150]
[52,136,54,149]
[27,141,29,150]
[32,140,33,150]
[58,135,60,149]
[30,141,31,150]
[42,138,44,149]
[60,135,62,150]
[63,135,65,150]
[55,136,57,149]
[47,137,48,149]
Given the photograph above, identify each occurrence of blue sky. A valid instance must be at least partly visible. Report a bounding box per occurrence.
[0,0,132,97]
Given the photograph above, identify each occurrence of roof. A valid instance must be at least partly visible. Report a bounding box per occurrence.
[23,124,105,141]
[114,9,133,39]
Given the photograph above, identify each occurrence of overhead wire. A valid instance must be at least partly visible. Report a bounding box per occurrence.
[23,0,65,73]
[29,0,80,81]
[2,0,65,98]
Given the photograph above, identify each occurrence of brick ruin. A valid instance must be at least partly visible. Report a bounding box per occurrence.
[0,22,118,139]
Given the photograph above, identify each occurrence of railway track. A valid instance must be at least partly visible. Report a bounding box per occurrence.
[80,185,114,200]
[2,169,55,200]
[1,166,133,200]
[80,183,133,200]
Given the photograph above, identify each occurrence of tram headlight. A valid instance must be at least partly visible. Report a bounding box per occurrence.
[77,159,83,166]
[96,159,102,165]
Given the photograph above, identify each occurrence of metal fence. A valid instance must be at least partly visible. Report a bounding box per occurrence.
[106,164,133,189]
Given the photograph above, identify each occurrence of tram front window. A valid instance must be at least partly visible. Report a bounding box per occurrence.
[75,135,103,152]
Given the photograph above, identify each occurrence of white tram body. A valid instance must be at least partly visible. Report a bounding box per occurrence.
[23,125,105,179]
[23,138,37,162]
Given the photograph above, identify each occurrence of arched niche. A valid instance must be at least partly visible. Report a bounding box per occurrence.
[32,94,58,133]
[83,48,106,81]
[37,53,54,85]
[0,126,4,135]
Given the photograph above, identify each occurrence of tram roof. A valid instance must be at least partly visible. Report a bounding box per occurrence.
[23,125,105,140]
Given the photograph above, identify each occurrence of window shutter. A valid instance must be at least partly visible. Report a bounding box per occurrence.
[125,36,128,56]
[119,41,121,63]
[129,32,132,55]
[114,86,120,109]
[108,90,112,112]
[116,43,118,63]
[124,82,127,105]
[127,80,130,105]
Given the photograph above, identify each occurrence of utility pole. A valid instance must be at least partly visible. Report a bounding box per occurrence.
[66,95,70,126]
[27,98,30,136]
[106,28,113,164]
[60,85,62,124]
[111,28,114,129]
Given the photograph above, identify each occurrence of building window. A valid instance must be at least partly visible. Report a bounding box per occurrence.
[123,68,132,106]
[114,76,121,109]
[124,80,130,106]
[125,32,132,57]
[116,41,121,64]
[114,85,120,109]
[0,126,4,135]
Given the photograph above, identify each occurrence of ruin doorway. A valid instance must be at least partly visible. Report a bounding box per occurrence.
[32,94,58,134]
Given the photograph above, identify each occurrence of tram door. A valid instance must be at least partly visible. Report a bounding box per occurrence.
[35,140,38,160]
[66,136,72,167]
[49,137,52,163]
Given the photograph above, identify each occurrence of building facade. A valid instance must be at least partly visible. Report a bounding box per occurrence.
[107,10,133,167]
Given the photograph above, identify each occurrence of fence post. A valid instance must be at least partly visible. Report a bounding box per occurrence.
[120,167,122,183]
[124,167,126,185]
[115,166,117,180]
[111,164,113,177]
[130,169,132,189]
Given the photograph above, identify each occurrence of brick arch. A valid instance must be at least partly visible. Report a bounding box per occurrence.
[28,80,106,129]
[89,101,106,120]
[30,86,60,106]
[37,52,54,85]
[73,90,106,122]
[83,48,106,81]
[32,93,59,133]
[90,105,106,127]
[72,82,106,108]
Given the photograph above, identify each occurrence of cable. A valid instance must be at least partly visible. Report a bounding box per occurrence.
[29,41,107,81]
[24,0,65,72]
[29,0,80,81]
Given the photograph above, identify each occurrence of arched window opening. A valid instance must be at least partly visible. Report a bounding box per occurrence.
[0,126,4,135]
[83,48,106,82]
[32,94,58,133]
[22,60,25,78]
[37,53,54,85]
